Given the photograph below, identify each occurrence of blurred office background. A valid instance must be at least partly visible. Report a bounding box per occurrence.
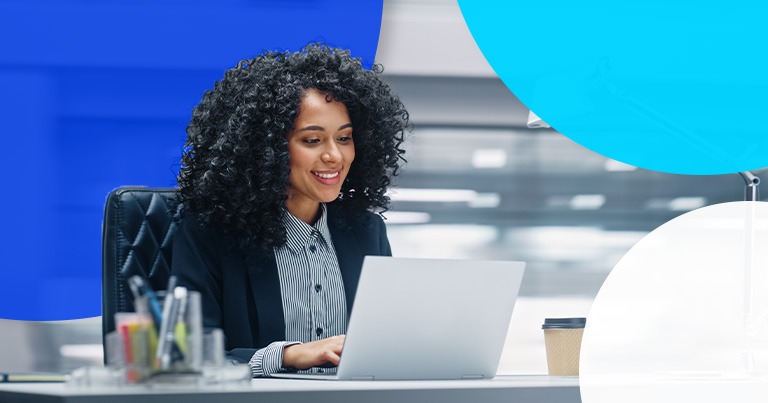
[0,0,753,374]
[375,0,749,373]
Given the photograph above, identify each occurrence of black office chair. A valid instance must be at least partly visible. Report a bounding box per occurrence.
[101,186,181,356]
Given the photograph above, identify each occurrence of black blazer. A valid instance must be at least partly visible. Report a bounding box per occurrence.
[170,202,392,363]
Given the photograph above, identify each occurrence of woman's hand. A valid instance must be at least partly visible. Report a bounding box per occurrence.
[282,335,346,370]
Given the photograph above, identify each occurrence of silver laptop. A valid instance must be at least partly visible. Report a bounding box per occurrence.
[272,256,525,381]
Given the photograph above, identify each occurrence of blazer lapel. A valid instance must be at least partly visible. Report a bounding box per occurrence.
[244,247,285,347]
[328,206,364,314]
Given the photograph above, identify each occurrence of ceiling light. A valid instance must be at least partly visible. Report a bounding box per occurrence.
[668,197,706,211]
[468,192,501,208]
[384,211,432,224]
[604,159,637,172]
[645,198,671,210]
[471,149,507,168]
[387,188,478,202]
[569,194,606,210]
[527,110,551,129]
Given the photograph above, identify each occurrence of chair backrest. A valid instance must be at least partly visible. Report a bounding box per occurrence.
[101,186,181,347]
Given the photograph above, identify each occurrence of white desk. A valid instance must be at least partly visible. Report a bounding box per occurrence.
[0,375,580,403]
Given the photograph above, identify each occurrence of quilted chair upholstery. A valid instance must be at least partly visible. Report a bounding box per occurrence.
[101,187,181,347]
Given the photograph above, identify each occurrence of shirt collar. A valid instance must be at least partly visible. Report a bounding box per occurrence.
[282,204,331,252]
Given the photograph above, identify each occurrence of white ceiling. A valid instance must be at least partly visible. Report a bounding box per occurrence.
[376,0,496,78]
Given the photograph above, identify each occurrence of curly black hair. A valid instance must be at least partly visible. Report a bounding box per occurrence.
[178,43,409,250]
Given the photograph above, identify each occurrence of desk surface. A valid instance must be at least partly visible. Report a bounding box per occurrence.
[0,375,580,403]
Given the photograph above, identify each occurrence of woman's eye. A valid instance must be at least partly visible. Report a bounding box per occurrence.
[303,138,320,144]
[338,136,353,142]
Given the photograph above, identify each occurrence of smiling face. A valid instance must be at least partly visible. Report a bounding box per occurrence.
[285,89,355,224]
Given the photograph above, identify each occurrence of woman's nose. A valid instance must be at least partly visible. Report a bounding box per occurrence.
[321,144,341,163]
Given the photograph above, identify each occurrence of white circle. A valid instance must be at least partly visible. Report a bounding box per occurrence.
[581,202,768,402]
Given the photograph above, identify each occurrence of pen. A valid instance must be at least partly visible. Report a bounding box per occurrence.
[156,286,177,369]
[127,276,142,301]
[174,288,189,355]
[128,275,163,330]
[156,286,186,369]
[166,276,178,298]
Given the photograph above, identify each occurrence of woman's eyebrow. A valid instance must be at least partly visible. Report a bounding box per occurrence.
[298,123,353,132]
[298,125,324,132]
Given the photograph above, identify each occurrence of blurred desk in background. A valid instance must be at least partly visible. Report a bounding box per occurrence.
[0,318,103,374]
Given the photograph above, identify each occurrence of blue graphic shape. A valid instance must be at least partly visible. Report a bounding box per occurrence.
[458,1,768,175]
[0,0,383,321]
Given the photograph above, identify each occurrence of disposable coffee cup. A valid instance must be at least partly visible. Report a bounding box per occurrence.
[542,317,586,376]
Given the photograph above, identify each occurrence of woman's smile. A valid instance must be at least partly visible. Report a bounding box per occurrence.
[312,170,341,183]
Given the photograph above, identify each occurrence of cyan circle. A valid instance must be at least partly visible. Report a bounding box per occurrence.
[459,1,768,175]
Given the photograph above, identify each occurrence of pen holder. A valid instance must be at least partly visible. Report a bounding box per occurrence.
[101,326,241,387]
[108,289,205,383]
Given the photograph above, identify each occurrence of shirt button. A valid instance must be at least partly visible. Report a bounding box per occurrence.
[315,284,322,292]
[309,245,317,253]
[316,327,323,336]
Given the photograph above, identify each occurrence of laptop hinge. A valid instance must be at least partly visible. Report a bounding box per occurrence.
[461,374,485,380]
[350,376,375,381]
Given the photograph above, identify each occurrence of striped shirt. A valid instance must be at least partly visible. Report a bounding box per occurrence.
[248,204,347,377]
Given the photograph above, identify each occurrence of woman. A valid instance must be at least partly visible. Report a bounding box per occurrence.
[171,43,409,377]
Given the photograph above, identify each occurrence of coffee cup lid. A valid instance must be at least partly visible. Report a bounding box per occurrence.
[542,317,586,329]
